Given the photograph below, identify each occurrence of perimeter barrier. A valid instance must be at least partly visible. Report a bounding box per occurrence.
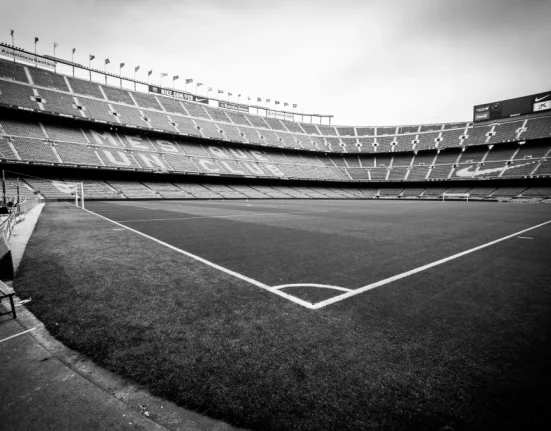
[0,199,43,281]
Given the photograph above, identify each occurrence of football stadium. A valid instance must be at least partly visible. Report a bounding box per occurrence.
[1,1,551,430]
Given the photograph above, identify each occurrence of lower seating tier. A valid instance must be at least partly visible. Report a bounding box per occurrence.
[1,115,551,183]
[7,177,550,202]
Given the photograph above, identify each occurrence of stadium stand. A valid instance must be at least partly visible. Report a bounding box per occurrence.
[11,137,58,162]
[264,117,287,131]
[514,142,550,160]
[420,188,448,199]
[144,110,178,132]
[0,60,28,82]
[43,122,87,143]
[194,118,224,140]
[491,187,527,198]
[226,111,252,126]
[171,115,202,137]
[520,187,551,198]
[378,188,403,198]
[439,128,466,149]
[468,187,497,199]
[533,159,551,176]
[38,88,82,117]
[23,177,67,199]
[0,80,41,110]
[229,185,270,198]
[0,59,550,202]
[1,117,45,138]
[428,164,453,180]
[182,101,211,120]
[113,104,149,128]
[500,160,539,177]
[204,106,231,123]
[132,92,163,110]
[175,183,221,198]
[203,184,247,198]
[79,97,116,123]
[0,136,19,159]
[107,180,160,199]
[72,180,122,199]
[29,67,69,91]
[283,120,304,134]
[102,86,135,105]
[66,77,104,98]
[157,96,188,116]
[523,117,551,140]
[484,145,517,162]
[4,177,37,200]
[55,142,102,166]
[400,188,426,198]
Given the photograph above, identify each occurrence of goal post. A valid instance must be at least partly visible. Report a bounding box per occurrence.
[442,192,470,202]
[51,181,85,208]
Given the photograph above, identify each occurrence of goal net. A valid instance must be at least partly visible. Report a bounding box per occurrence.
[442,192,470,202]
[52,181,85,208]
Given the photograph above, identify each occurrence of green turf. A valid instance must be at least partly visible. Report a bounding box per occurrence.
[14,202,551,430]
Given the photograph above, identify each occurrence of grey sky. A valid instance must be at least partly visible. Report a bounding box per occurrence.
[1,0,549,126]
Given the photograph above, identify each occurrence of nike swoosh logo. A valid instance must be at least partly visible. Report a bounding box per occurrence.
[535,95,550,102]
[455,163,532,178]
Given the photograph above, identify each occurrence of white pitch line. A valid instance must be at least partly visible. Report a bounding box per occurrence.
[272,283,352,292]
[0,327,36,344]
[311,219,551,309]
[114,210,326,223]
[81,206,316,309]
[517,236,533,239]
[90,209,158,212]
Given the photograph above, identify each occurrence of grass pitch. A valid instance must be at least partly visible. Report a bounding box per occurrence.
[14,200,551,430]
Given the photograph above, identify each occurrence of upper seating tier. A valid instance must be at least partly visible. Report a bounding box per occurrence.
[0,60,550,156]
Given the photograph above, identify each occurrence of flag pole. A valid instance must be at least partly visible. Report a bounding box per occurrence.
[53,42,57,73]
[11,30,15,64]
[72,48,76,77]
[119,63,124,88]
[34,37,38,68]
[89,55,94,81]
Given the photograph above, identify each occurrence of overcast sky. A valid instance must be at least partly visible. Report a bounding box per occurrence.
[1,0,549,126]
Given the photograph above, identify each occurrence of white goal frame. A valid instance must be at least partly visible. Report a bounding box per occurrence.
[442,192,470,202]
[52,181,85,208]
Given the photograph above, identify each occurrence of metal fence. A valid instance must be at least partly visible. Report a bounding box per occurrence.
[0,199,42,243]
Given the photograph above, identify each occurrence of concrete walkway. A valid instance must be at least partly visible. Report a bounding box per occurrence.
[0,203,240,431]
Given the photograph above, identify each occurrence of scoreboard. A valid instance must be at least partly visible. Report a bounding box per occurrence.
[473,90,551,122]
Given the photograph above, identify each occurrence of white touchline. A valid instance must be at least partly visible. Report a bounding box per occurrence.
[311,219,551,309]
[272,283,352,292]
[82,206,316,309]
[114,210,326,223]
[0,327,36,344]
[89,209,158,212]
